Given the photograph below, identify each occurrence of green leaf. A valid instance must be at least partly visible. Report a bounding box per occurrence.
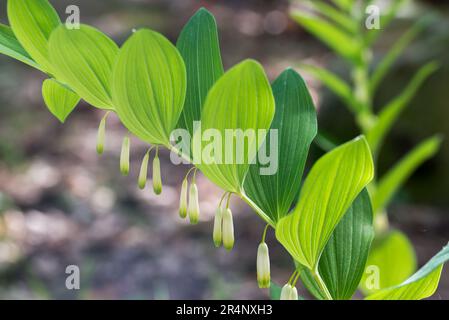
[360,230,416,296]
[370,18,429,94]
[196,59,275,194]
[42,78,80,123]
[366,62,439,153]
[112,29,187,145]
[301,189,375,300]
[244,68,317,223]
[300,64,360,113]
[291,11,361,63]
[7,0,61,73]
[0,23,41,70]
[176,8,224,136]
[49,24,119,110]
[366,243,449,300]
[276,136,374,270]
[372,135,442,213]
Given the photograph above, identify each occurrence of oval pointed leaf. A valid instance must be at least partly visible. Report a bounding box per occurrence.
[0,23,41,70]
[176,8,224,135]
[49,24,119,110]
[113,29,187,145]
[196,59,275,193]
[300,189,375,300]
[276,136,374,270]
[42,79,80,123]
[7,0,61,73]
[360,230,416,295]
[244,68,317,222]
[366,243,449,300]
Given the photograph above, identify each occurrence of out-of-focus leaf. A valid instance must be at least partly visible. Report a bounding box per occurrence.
[113,29,186,145]
[244,68,317,223]
[366,243,449,300]
[372,135,442,213]
[291,11,361,63]
[331,0,355,12]
[49,24,118,110]
[7,0,61,73]
[197,60,275,194]
[300,64,360,113]
[366,0,409,45]
[42,78,80,123]
[360,230,416,296]
[314,131,338,152]
[307,1,357,34]
[269,282,282,300]
[301,190,375,300]
[366,62,438,153]
[276,136,374,270]
[370,17,429,94]
[0,23,41,70]
[176,8,224,135]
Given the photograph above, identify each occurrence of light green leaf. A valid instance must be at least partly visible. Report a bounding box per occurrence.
[300,64,360,113]
[196,59,275,194]
[244,68,317,223]
[301,189,375,300]
[176,8,224,136]
[276,136,374,270]
[7,0,61,73]
[366,62,439,153]
[113,29,186,146]
[49,24,119,110]
[366,243,449,300]
[291,11,361,63]
[370,18,429,94]
[42,78,80,123]
[372,135,442,213]
[360,230,416,296]
[0,23,41,70]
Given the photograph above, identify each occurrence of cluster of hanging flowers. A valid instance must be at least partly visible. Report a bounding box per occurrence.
[96,112,163,195]
[179,168,200,224]
[96,116,280,294]
[211,193,235,251]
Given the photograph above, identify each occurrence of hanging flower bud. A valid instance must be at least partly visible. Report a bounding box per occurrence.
[96,112,109,154]
[257,242,270,288]
[152,153,162,195]
[179,179,188,219]
[188,183,200,224]
[280,284,292,300]
[138,150,150,189]
[280,284,298,300]
[290,286,298,300]
[120,136,130,176]
[222,208,234,251]
[213,208,223,247]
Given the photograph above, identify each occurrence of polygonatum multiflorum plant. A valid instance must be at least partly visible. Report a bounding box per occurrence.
[290,0,445,297]
[0,0,447,300]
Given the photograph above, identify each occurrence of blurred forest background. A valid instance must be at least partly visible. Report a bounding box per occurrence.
[0,0,448,299]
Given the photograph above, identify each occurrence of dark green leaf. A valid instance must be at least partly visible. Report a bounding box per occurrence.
[244,68,317,223]
[176,8,224,135]
[301,190,375,300]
